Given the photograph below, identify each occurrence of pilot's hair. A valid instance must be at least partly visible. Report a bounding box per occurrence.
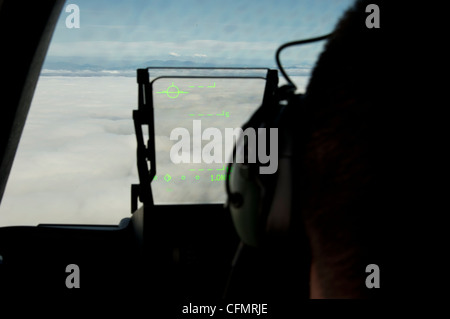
[301,0,399,298]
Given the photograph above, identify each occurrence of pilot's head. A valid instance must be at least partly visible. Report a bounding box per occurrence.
[301,0,401,298]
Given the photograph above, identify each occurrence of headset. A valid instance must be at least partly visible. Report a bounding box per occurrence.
[225,34,331,248]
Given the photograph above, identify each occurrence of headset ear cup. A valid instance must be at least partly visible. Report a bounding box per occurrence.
[264,119,293,237]
[265,159,292,236]
[226,69,281,247]
[228,163,263,247]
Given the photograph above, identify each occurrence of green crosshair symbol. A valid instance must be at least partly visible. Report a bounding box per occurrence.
[156,82,189,99]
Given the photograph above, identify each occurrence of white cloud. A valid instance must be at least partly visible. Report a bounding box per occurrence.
[194,53,207,58]
[169,52,180,57]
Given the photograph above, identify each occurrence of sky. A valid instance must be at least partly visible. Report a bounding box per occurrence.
[0,0,356,226]
[46,0,355,68]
